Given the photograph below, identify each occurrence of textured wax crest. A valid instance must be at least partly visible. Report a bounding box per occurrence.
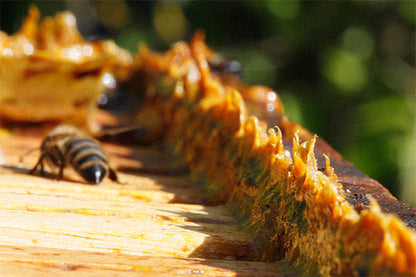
[133,32,416,276]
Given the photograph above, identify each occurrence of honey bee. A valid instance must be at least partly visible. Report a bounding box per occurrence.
[29,125,119,184]
[208,54,243,78]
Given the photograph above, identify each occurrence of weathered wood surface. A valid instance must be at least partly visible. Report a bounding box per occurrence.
[0,123,283,276]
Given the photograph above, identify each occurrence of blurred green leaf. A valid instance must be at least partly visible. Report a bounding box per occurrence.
[115,28,148,53]
[399,123,416,206]
[279,92,303,125]
[397,0,416,24]
[351,96,413,138]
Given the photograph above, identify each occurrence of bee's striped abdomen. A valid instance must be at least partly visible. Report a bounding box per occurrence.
[65,138,109,184]
[30,125,119,184]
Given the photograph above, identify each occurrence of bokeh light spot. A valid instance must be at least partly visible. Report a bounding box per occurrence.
[153,2,188,44]
[2,48,13,56]
[96,0,131,29]
[23,43,34,55]
[102,73,116,89]
[342,26,374,60]
[236,49,275,87]
[266,0,300,20]
[322,48,368,94]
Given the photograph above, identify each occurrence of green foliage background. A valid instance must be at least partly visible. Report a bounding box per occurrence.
[1,0,415,206]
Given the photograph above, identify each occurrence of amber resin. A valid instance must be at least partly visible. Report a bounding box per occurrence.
[132,32,416,276]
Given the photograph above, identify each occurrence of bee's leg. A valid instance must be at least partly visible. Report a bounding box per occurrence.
[29,153,46,176]
[108,167,118,182]
[54,146,65,181]
[56,165,64,181]
[40,160,45,176]
[108,167,125,184]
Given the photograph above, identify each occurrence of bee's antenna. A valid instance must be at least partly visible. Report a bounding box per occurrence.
[19,147,40,164]
[94,126,147,138]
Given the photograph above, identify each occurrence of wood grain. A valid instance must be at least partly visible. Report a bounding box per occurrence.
[0,125,284,276]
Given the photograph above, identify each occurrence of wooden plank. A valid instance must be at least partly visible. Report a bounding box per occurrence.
[0,245,282,276]
[0,127,283,275]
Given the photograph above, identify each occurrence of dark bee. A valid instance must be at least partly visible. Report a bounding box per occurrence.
[29,125,119,184]
[208,54,243,78]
